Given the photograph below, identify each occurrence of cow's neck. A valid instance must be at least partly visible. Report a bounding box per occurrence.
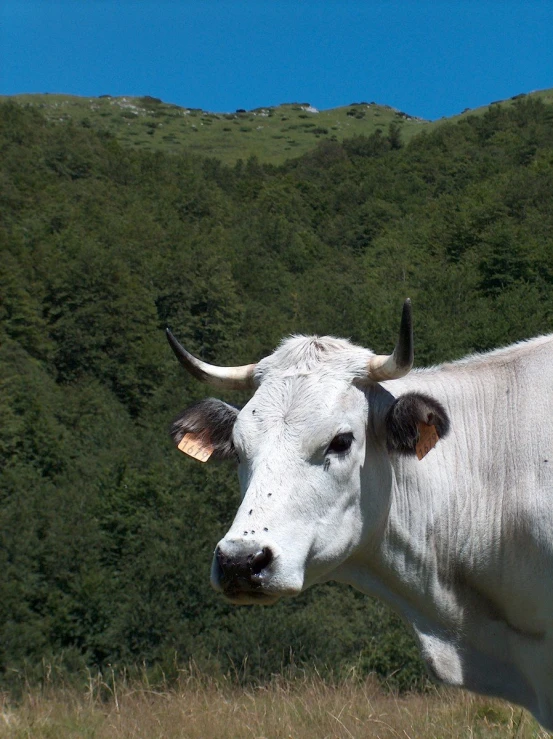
[341,358,548,633]
[330,363,553,717]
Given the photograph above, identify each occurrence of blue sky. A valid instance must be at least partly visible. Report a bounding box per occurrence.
[1,1,552,120]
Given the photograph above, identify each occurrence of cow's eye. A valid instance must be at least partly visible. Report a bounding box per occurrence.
[327,432,354,455]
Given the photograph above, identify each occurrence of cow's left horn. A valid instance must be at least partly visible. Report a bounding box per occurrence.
[367,299,414,381]
[166,329,257,390]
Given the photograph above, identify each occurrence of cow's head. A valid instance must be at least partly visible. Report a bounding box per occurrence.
[168,301,449,604]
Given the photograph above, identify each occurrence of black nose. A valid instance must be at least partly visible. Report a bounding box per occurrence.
[215,546,274,593]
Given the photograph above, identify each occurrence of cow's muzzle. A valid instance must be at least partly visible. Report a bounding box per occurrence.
[212,543,276,603]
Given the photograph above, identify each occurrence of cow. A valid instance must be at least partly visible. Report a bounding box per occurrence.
[167,300,553,730]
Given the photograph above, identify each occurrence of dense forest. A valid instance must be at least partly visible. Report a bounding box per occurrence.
[1,95,553,692]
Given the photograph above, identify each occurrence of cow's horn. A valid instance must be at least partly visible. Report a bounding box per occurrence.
[367,299,414,381]
[166,329,257,390]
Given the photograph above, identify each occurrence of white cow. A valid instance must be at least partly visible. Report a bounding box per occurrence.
[167,300,553,730]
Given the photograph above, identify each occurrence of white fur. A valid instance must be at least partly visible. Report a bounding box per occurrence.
[212,333,553,730]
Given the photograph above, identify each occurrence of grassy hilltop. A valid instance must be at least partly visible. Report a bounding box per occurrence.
[4,88,553,164]
[2,93,426,163]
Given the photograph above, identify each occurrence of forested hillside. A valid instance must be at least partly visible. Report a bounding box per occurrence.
[1,95,553,691]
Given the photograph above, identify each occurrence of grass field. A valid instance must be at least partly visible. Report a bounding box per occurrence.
[3,88,552,165]
[0,671,549,738]
[1,93,425,164]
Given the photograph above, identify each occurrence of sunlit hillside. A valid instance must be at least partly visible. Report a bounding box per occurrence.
[4,88,552,164]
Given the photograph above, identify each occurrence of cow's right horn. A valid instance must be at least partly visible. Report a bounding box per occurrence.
[166,329,257,390]
[367,299,414,382]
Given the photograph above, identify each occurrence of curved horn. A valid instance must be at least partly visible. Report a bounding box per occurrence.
[367,299,414,381]
[166,329,257,390]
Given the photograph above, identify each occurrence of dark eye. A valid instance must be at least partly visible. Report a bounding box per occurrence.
[327,432,354,455]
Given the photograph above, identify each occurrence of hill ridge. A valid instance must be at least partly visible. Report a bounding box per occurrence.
[2,88,552,165]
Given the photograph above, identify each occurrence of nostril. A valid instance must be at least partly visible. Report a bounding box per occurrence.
[250,547,273,575]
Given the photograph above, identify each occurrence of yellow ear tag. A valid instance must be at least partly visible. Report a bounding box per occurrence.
[416,423,439,461]
[177,432,214,463]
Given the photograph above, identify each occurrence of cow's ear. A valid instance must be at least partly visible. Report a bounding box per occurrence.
[170,398,238,462]
[385,392,450,457]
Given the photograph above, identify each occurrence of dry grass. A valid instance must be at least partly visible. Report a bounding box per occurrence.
[0,671,550,738]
